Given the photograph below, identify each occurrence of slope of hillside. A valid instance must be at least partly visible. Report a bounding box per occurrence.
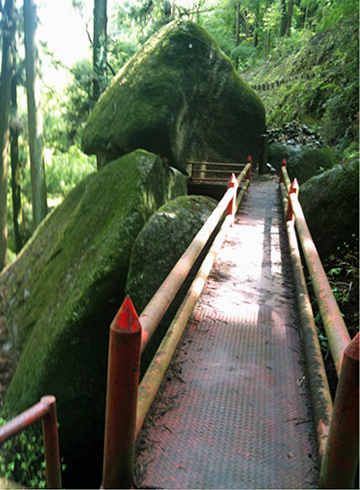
[243,16,359,155]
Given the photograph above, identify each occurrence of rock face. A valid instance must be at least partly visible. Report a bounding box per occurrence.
[0,150,186,486]
[269,143,337,185]
[125,195,218,366]
[299,159,359,259]
[266,121,325,148]
[82,21,265,173]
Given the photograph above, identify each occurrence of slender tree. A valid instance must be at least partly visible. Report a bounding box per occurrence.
[93,0,107,169]
[93,0,107,101]
[10,43,23,253]
[253,0,260,47]
[24,0,47,229]
[234,1,240,70]
[286,0,293,36]
[280,0,287,37]
[0,0,15,271]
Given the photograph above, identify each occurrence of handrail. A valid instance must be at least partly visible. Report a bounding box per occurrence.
[281,164,351,375]
[0,396,62,489]
[280,161,358,488]
[139,160,251,354]
[101,161,252,488]
[187,159,248,183]
[279,174,332,460]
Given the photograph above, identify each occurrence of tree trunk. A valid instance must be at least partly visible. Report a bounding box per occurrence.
[280,0,287,37]
[234,1,240,70]
[24,0,48,229]
[0,0,15,271]
[253,0,260,48]
[286,0,294,36]
[10,50,23,253]
[93,0,107,101]
[265,30,270,58]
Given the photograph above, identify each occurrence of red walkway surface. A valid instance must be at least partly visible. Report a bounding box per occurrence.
[135,179,319,489]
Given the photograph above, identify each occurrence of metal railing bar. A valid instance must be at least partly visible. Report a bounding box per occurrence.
[187,161,246,167]
[280,181,333,461]
[190,177,234,182]
[0,396,62,489]
[139,185,235,354]
[236,163,251,188]
[281,165,351,376]
[192,169,245,175]
[136,176,250,438]
[318,333,359,488]
[289,192,351,376]
[0,399,50,445]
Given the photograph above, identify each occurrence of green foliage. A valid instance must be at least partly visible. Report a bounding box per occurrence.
[6,144,96,253]
[0,418,46,488]
[45,146,96,199]
[64,58,95,147]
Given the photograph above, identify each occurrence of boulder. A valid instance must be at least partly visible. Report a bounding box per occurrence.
[82,21,265,173]
[125,195,218,366]
[299,159,359,259]
[0,150,186,487]
[269,143,337,185]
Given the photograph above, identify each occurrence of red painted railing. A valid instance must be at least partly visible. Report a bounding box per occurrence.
[187,160,247,183]
[280,160,359,488]
[0,395,62,488]
[101,159,252,489]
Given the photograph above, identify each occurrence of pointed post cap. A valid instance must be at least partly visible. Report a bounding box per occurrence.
[281,158,287,167]
[247,155,252,164]
[113,296,142,333]
[228,173,237,188]
[290,178,299,193]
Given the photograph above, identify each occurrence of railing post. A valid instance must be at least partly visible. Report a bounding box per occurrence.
[280,158,287,184]
[246,155,252,181]
[41,396,62,489]
[259,135,269,175]
[286,178,299,222]
[226,173,238,226]
[102,297,142,489]
[319,333,359,488]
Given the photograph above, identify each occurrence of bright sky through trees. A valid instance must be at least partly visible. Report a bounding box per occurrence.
[35,0,194,88]
[35,0,119,87]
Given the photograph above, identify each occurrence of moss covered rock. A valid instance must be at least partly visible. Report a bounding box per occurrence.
[82,21,265,173]
[125,195,217,366]
[0,150,186,484]
[269,143,337,184]
[299,159,359,259]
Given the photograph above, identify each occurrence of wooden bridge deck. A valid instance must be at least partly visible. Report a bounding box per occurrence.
[135,178,319,489]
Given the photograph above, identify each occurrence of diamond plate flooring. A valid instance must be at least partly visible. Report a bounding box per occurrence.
[136,179,318,489]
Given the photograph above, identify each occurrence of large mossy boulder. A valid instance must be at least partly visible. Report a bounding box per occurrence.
[0,150,186,487]
[269,143,337,185]
[299,159,359,259]
[125,195,218,366]
[82,21,265,173]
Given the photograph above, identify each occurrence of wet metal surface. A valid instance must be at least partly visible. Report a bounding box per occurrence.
[137,180,318,489]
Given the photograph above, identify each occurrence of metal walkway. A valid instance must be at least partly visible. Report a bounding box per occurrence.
[135,179,318,489]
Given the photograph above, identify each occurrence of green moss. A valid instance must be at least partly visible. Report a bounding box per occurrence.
[269,143,337,185]
[299,159,359,258]
[82,21,265,172]
[0,149,186,472]
[125,194,218,374]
